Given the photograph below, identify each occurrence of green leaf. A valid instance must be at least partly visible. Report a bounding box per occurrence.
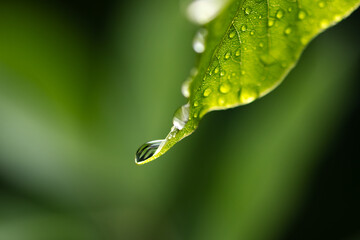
[135,0,360,165]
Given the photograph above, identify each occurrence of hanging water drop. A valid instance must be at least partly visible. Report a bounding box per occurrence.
[241,25,247,31]
[135,140,165,164]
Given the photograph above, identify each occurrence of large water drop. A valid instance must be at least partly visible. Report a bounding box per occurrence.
[135,140,165,164]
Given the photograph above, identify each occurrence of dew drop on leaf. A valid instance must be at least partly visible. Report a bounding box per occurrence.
[224,51,231,60]
[241,24,247,31]
[229,31,236,38]
[284,26,292,35]
[298,10,307,20]
[320,19,329,29]
[219,83,231,93]
[268,19,274,27]
[203,88,212,97]
[276,9,284,19]
[245,7,252,15]
[318,1,325,8]
[239,86,258,104]
[260,54,276,66]
[218,97,225,105]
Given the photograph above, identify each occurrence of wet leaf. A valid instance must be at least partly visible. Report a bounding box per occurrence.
[136,0,360,164]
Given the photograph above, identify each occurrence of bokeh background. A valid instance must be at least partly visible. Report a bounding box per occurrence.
[0,0,359,239]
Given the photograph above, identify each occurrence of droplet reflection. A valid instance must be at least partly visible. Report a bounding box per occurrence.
[135,140,165,164]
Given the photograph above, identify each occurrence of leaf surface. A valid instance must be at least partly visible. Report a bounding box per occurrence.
[136,0,360,164]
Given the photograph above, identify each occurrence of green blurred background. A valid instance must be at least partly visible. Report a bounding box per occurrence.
[0,0,359,239]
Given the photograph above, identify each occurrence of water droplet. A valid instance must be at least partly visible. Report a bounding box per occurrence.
[214,67,219,74]
[193,112,198,118]
[220,70,226,76]
[193,101,199,107]
[229,31,236,38]
[333,15,341,22]
[276,9,284,19]
[245,7,252,15]
[260,54,276,66]
[298,10,306,20]
[250,31,255,35]
[320,19,329,29]
[239,87,258,104]
[268,19,274,27]
[318,1,325,8]
[288,7,292,12]
[235,48,241,57]
[301,36,310,45]
[259,15,262,19]
[241,70,246,75]
[173,103,190,130]
[203,88,212,97]
[219,83,231,93]
[218,97,225,105]
[181,78,191,98]
[241,25,247,31]
[135,140,165,164]
[259,42,264,48]
[284,26,292,35]
[224,51,231,60]
[192,28,207,53]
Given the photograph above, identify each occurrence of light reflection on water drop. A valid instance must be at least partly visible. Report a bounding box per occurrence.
[173,103,190,130]
[135,140,165,164]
